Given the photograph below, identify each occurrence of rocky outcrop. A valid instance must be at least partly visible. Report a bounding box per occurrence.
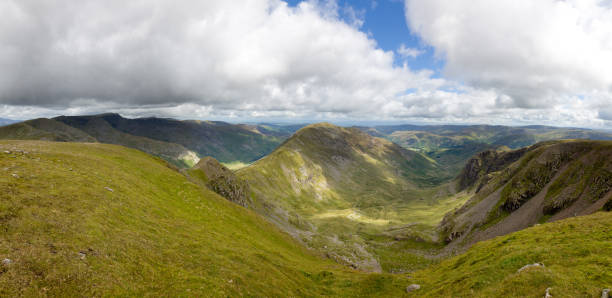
[457,148,527,191]
[441,141,612,252]
[190,157,251,207]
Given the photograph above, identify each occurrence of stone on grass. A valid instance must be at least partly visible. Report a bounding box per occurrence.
[2,258,12,266]
[517,262,544,273]
[406,284,420,292]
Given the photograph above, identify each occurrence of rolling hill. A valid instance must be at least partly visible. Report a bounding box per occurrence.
[0,114,294,168]
[440,140,612,251]
[0,118,96,143]
[0,140,411,296]
[0,117,199,167]
[55,113,286,164]
[238,123,467,272]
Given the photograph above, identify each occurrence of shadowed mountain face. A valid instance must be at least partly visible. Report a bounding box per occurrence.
[1,116,199,167]
[441,140,612,250]
[54,113,286,164]
[0,118,96,143]
[0,114,292,168]
[238,123,463,272]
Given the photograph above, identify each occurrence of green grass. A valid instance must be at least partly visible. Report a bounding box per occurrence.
[0,140,409,296]
[407,211,612,297]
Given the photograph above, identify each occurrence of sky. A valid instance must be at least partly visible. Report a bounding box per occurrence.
[0,0,611,127]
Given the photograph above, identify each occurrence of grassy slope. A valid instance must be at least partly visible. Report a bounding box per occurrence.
[0,140,408,296]
[409,211,611,297]
[238,123,467,272]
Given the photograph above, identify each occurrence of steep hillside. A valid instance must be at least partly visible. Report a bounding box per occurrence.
[238,123,467,272]
[187,157,251,207]
[408,211,611,297]
[0,140,410,296]
[0,118,96,142]
[56,113,285,164]
[440,140,612,250]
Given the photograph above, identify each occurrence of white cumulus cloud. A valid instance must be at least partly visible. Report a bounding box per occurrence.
[404,0,612,110]
[0,0,445,121]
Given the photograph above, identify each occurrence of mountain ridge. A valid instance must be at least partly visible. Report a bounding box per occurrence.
[238,123,462,272]
[440,140,612,251]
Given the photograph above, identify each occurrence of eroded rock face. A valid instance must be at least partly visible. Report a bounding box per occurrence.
[441,141,612,252]
[191,157,251,207]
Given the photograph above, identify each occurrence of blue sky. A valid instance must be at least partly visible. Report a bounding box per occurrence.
[285,0,444,75]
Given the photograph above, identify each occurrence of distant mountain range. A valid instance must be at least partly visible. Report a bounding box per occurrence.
[361,124,612,180]
[0,118,19,126]
[0,114,294,167]
[1,115,611,296]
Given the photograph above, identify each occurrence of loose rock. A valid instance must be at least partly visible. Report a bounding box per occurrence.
[78,252,86,260]
[545,287,552,298]
[2,258,12,266]
[517,262,545,273]
[11,173,19,178]
[602,288,610,298]
[104,187,114,192]
[406,284,420,292]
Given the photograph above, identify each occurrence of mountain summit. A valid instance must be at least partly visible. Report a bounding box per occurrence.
[238,123,454,271]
